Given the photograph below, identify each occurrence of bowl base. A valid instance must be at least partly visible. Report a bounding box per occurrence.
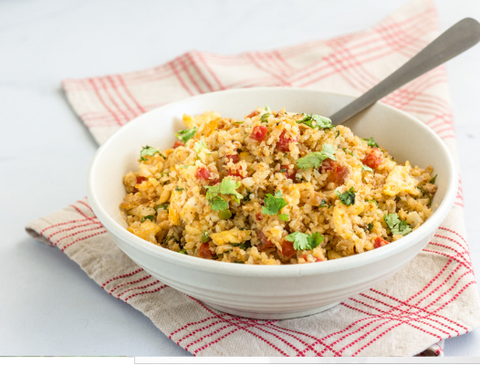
[202,301,340,320]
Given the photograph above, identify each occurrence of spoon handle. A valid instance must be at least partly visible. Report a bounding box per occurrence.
[329,18,480,126]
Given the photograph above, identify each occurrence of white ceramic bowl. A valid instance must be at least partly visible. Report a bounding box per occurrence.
[87,87,457,319]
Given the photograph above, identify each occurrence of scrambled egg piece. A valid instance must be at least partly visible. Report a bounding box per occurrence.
[384,161,420,196]
[210,228,252,246]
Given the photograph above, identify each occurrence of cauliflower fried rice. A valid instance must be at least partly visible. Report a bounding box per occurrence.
[120,107,437,265]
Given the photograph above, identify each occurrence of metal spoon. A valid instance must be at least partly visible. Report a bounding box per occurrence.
[329,18,480,126]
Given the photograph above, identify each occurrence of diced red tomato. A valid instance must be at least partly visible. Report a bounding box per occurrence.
[280,240,296,259]
[136,176,147,184]
[246,110,260,119]
[173,141,185,149]
[250,125,268,142]
[374,237,389,249]
[257,231,274,251]
[225,154,239,163]
[255,212,263,221]
[195,167,211,180]
[210,178,221,185]
[320,159,348,185]
[276,130,298,152]
[280,164,297,181]
[133,176,147,193]
[362,148,383,170]
[199,242,213,259]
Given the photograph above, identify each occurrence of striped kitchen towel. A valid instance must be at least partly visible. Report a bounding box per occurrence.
[26,0,480,357]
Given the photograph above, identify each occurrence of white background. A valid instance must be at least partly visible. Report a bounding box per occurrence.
[1,0,479,357]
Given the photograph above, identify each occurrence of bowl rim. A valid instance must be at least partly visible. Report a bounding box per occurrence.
[87,87,458,278]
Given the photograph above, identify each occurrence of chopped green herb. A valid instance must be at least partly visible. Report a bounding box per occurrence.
[141,215,155,223]
[296,114,333,129]
[286,231,324,251]
[243,192,252,202]
[430,174,438,184]
[417,186,432,206]
[175,186,184,192]
[205,177,244,211]
[364,137,379,148]
[362,165,374,173]
[234,121,244,124]
[175,126,197,144]
[262,190,288,217]
[155,204,169,211]
[218,209,232,220]
[194,140,208,154]
[232,240,252,251]
[342,148,354,156]
[265,105,271,111]
[160,171,169,177]
[336,187,355,206]
[179,250,186,254]
[335,130,341,138]
[201,231,210,243]
[140,145,165,161]
[279,168,287,173]
[283,153,288,158]
[384,213,412,236]
[365,223,373,231]
[365,199,378,206]
[218,178,244,202]
[260,113,270,123]
[296,144,336,170]
[319,199,329,208]
[210,196,228,211]
[278,213,290,221]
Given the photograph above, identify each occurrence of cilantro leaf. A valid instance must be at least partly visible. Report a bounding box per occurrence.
[175,126,197,144]
[319,199,328,208]
[362,165,374,173]
[219,178,244,202]
[384,213,412,236]
[364,137,379,148]
[260,113,270,123]
[296,144,336,170]
[140,145,165,161]
[205,177,243,211]
[336,187,355,206]
[286,231,324,250]
[210,196,229,211]
[194,141,208,154]
[262,190,288,217]
[278,213,290,221]
[297,114,333,129]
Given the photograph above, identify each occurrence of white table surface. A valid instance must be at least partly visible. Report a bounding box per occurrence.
[2,0,480,357]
